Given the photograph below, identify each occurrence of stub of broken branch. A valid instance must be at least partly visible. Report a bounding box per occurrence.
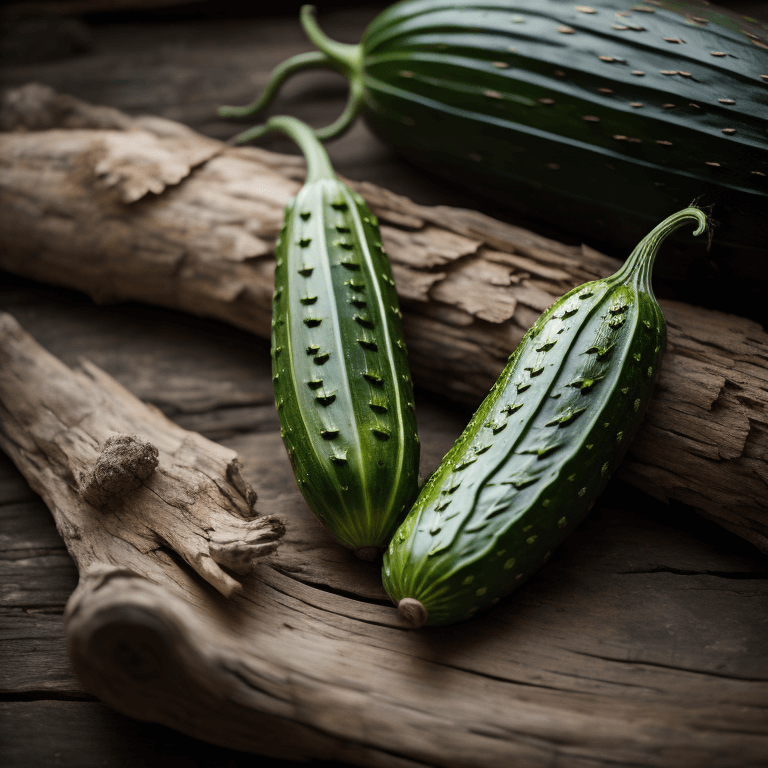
[79,433,159,508]
[0,312,285,598]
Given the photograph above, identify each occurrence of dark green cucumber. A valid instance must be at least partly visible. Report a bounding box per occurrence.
[381,207,707,627]
[265,116,419,559]
[220,1,768,301]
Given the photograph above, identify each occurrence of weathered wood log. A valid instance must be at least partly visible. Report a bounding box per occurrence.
[1,84,767,554]
[0,312,285,598]
[2,308,767,768]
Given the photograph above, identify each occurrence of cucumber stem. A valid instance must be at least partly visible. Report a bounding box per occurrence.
[315,77,366,141]
[297,5,365,140]
[217,50,335,120]
[218,5,365,143]
[300,5,362,74]
[249,115,336,183]
[616,206,709,294]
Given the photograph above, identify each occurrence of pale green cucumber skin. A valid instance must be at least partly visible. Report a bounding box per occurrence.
[271,178,420,551]
[382,210,706,626]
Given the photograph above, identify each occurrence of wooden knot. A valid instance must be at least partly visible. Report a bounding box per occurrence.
[80,433,158,508]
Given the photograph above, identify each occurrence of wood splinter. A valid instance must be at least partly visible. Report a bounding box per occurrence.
[208,516,286,575]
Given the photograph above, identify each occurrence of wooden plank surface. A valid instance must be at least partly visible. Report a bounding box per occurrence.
[1,3,768,767]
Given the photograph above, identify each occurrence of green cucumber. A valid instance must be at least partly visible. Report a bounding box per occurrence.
[382,207,708,627]
[265,116,420,559]
[219,1,768,301]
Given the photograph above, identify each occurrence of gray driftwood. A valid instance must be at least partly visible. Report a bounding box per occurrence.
[0,312,284,600]
[1,84,768,557]
[1,308,767,768]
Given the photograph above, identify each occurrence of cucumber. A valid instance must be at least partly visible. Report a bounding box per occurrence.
[381,207,708,627]
[219,1,768,302]
[264,116,420,559]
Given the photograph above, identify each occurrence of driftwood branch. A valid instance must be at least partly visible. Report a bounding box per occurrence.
[1,84,767,553]
[0,312,284,597]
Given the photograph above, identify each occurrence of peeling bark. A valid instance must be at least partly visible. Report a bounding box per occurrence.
[1,84,768,553]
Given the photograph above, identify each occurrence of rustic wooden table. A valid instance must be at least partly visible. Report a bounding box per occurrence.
[2,3,767,767]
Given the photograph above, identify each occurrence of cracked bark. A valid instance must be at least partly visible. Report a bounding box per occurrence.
[2,85,766,553]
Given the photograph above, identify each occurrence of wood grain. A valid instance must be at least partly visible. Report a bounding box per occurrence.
[1,84,767,553]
